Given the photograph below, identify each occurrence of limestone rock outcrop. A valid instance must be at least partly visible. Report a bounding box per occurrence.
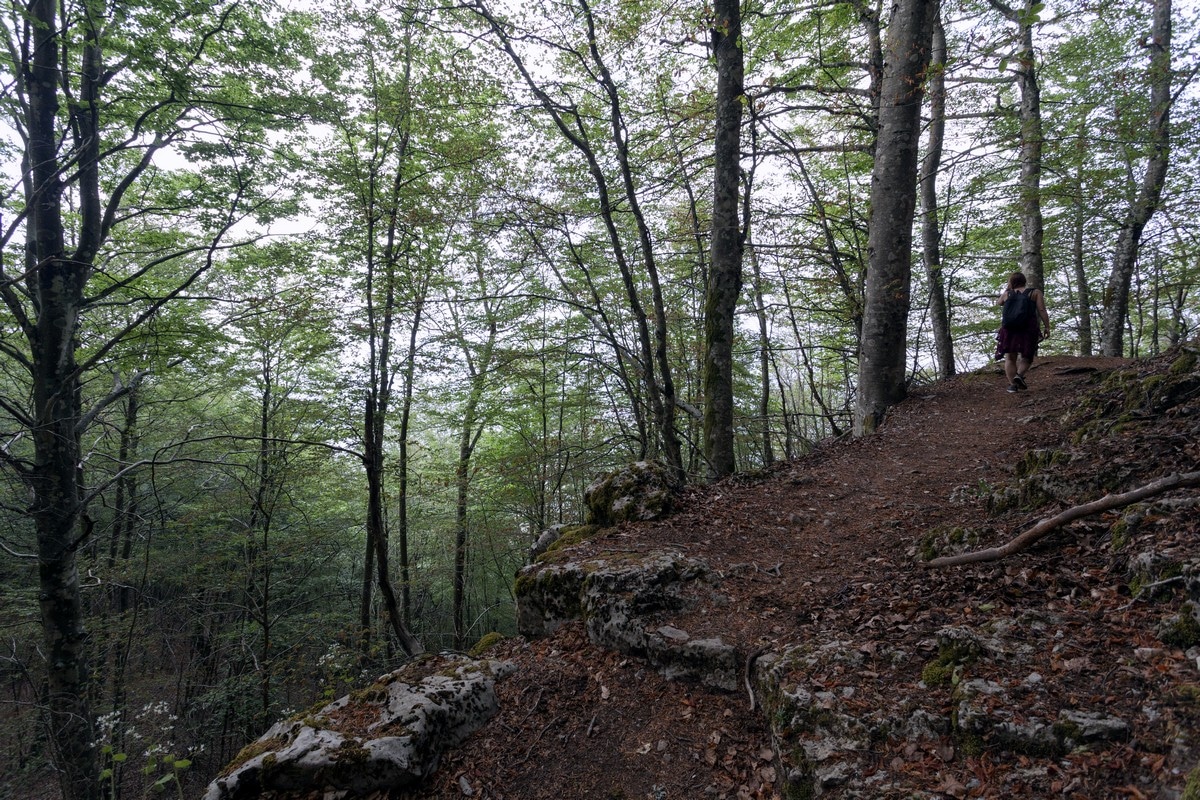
[203,653,514,800]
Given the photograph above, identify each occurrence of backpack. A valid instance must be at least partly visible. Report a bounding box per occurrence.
[1001,288,1037,330]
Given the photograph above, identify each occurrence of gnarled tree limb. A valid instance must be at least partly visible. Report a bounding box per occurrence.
[926,470,1200,567]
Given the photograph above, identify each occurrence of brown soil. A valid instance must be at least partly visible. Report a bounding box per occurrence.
[393,354,1199,800]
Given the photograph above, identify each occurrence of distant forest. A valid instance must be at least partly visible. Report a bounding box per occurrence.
[0,0,1196,796]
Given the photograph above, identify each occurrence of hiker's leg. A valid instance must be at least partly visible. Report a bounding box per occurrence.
[1017,355,1032,378]
[1004,353,1018,383]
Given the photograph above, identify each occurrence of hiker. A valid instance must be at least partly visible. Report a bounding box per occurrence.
[995,271,1051,393]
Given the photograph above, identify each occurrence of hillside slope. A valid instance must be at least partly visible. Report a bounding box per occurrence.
[398,352,1200,799]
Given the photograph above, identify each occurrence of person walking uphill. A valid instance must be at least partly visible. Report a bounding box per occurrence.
[995,271,1051,392]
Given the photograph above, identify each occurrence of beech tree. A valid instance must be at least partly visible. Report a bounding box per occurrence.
[855,0,938,434]
[988,0,1047,290]
[703,0,747,479]
[919,12,955,378]
[1099,0,1173,356]
[470,0,687,482]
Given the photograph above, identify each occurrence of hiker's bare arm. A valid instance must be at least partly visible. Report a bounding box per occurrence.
[1036,290,1051,337]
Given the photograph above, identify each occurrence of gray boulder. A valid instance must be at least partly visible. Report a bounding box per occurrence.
[204,653,514,800]
[584,460,675,527]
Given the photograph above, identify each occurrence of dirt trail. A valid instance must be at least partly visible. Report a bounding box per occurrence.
[406,355,1200,800]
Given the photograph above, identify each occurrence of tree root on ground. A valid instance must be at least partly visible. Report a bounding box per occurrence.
[926,471,1200,568]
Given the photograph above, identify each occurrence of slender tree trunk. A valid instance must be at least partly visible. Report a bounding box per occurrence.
[365,397,423,658]
[453,311,496,650]
[360,520,376,655]
[703,0,745,479]
[920,14,955,378]
[1071,126,1095,355]
[1099,0,1172,356]
[748,243,774,466]
[990,0,1046,290]
[396,297,424,627]
[475,0,684,482]
[855,0,938,435]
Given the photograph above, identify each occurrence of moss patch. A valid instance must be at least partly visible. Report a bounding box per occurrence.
[469,632,504,656]
[541,524,600,558]
[1159,610,1200,649]
[222,735,287,777]
[1182,765,1200,800]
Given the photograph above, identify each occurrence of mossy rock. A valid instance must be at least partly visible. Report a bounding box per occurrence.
[469,632,504,656]
[222,736,288,777]
[584,461,675,527]
[918,526,987,561]
[1015,448,1067,479]
[541,524,600,559]
[1169,350,1198,376]
[1158,603,1200,649]
[1184,766,1200,800]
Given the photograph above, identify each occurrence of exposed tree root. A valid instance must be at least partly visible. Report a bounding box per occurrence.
[926,471,1200,567]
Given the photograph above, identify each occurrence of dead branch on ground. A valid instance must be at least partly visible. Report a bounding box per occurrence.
[926,471,1200,568]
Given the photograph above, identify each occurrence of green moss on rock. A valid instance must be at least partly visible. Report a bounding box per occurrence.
[1182,766,1200,800]
[541,524,599,558]
[469,632,504,656]
[222,736,287,777]
[1159,609,1200,649]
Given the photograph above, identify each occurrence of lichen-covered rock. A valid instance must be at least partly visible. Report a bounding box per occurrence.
[204,654,514,800]
[514,560,588,637]
[754,641,917,798]
[515,550,738,689]
[584,461,674,527]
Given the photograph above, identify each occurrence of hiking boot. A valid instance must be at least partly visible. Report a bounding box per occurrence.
[1007,383,1018,393]
[1014,374,1027,391]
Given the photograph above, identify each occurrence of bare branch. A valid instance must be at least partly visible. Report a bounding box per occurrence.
[927,471,1200,567]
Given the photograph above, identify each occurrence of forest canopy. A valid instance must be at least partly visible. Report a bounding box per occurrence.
[0,0,1197,796]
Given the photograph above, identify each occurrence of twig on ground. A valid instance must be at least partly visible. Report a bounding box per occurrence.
[926,471,1200,568]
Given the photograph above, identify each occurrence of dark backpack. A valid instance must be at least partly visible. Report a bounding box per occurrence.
[1001,289,1037,330]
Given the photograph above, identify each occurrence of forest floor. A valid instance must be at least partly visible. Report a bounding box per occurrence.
[381,353,1198,799]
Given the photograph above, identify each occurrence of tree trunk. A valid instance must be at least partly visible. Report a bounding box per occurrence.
[748,243,775,466]
[1071,126,1095,356]
[703,0,745,480]
[919,14,955,378]
[1099,0,1172,356]
[453,309,497,649]
[396,298,424,627]
[365,397,423,658]
[25,0,98,793]
[475,0,684,482]
[990,0,1046,290]
[855,0,938,435]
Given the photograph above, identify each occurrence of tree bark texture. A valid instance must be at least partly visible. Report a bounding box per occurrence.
[703,0,745,480]
[919,14,955,379]
[855,0,938,436]
[23,1,98,794]
[453,312,497,649]
[1099,0,1172,356]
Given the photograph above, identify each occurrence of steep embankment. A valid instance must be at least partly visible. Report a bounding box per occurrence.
[220,351,1200,799]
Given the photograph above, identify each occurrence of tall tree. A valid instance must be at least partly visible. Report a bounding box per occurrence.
[855,0,939,435]
[989,0,1047,290]
[1099,0,1173,356]
[471,0,685,482]
[919,12,955,378]
[703,0,747,479]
